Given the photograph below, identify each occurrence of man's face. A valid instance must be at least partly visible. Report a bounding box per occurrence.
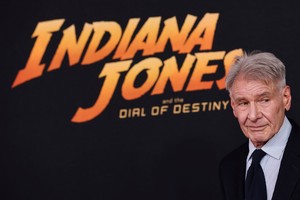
[230,77,291,148]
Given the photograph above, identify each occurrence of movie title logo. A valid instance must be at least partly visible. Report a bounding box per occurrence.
[12,13,243,123]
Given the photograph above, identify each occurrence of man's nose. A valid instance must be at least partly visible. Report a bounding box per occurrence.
[248,103,261,121]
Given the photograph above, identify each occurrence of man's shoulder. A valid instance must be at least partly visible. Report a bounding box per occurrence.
[289,118,300,132]
[220,142,248,167]
[285,118,300,150]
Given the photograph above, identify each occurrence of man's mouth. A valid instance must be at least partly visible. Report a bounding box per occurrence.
[247,125,266,132]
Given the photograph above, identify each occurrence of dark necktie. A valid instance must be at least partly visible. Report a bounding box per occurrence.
[245,149,267,200]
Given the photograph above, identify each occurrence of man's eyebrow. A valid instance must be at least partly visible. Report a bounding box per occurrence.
[232,91,272,101]
[256,91,272,98]
[232,96,247,102]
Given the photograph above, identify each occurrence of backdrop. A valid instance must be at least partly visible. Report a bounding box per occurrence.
[2,0,300,199]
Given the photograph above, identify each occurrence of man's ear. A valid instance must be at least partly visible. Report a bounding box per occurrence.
[283,85,292,111]
[230,98,237,117]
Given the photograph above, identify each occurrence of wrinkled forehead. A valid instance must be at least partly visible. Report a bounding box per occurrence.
[236,73,275,86]
[229,76,277,97]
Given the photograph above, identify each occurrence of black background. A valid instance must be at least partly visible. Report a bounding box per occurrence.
[1,0,300,199]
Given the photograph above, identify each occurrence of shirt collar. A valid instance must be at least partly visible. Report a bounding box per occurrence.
[247,116,291,161]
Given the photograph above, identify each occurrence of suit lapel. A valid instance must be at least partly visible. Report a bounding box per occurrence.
[272,122,300,200]
[231,143,248,200]
[220,142,248,200]
[236,148,247,200]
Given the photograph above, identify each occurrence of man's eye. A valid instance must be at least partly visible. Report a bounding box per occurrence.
[259,99,270,104]
[238,102,248,106]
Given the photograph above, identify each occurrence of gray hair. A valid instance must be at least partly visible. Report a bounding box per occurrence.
[225,51,286,93]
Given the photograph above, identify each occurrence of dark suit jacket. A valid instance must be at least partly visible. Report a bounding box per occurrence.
[219,119,300,200]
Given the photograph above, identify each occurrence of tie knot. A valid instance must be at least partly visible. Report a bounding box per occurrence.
[251,149,266,165]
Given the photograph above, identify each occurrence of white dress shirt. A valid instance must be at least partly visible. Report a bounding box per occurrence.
[246,116,292,200]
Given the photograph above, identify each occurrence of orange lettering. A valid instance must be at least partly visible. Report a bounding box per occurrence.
[216,48,243,89]
[122,57,162,99]
[48,23,93,71]
[12,19,65,87]
[82,21,122,64]
[121,17,161,59]
[156,15,197,53]
[152,54,196,95]
[186,51,225,91]
[181,13,219,53]
[71,60,132,122]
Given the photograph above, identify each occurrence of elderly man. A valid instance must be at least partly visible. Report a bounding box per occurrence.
[219,51,300,200]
